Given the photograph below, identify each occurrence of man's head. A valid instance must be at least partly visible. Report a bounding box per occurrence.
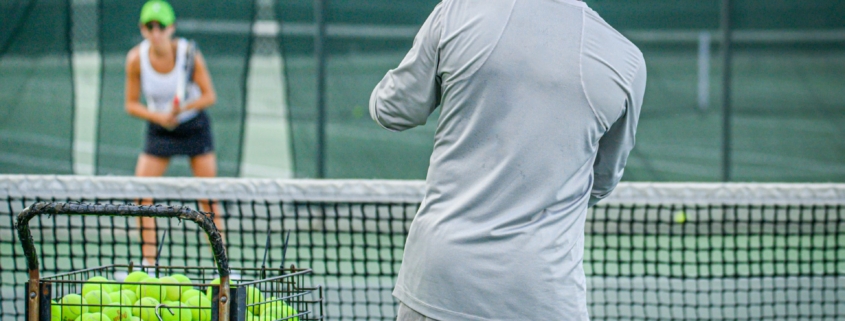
[139,0,176,43]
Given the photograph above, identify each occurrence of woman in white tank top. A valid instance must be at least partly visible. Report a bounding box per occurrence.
[123,0,224,268]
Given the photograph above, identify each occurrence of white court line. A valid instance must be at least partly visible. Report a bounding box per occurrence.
[72,51,100,175]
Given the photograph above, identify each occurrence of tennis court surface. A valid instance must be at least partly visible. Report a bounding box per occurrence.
[1,175,844,320]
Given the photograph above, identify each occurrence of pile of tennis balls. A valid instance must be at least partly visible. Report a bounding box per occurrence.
[51,272,299,321]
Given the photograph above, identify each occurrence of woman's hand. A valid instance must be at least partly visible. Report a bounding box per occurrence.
[153,111,179,129]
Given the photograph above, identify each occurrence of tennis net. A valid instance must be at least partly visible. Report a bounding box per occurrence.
[1,175,844,320]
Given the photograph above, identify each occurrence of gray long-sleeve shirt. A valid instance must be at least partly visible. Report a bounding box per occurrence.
[370,0,646,320]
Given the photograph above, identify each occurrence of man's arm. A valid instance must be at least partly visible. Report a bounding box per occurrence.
[590,59,647,207]
[369,3,444,131]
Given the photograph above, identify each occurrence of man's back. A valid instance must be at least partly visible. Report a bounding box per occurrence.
[370,0,646,319]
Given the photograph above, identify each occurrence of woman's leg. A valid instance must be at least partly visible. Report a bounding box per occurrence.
[189,152,224,232]
[135,153,170,265]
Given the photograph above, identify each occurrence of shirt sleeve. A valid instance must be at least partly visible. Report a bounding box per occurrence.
[589,58,647,207]
[369,3,444,132]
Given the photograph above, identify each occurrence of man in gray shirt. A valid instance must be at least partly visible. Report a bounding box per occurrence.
[370,0,646,320]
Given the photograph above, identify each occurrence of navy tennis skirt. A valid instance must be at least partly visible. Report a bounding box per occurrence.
[144,111,214,157]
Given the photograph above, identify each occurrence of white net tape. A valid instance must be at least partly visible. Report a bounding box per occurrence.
[1,175,844,205]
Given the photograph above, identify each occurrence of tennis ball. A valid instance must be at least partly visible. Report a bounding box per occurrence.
[159,302,192,321]
[180,289,202,304]
[51,299,61,321]
[256,296,277,314]
[102,305,133,321]
[132,298,159,321]
[263,301,298,321]
[205,277,234,299]
[169,274,193,293]
[61,294,88,321]
[245,286,264,315]
[82,277,110,297]
[83,312,109,321]
[125,271,151,283]
[110,289,137,306]
[674,211,687,224]
[185,294,212,321]
[103,280,120,293]
[108,291,131,306]
[159,276,182,302]
[83,290,111,313]
[139,278,163,301]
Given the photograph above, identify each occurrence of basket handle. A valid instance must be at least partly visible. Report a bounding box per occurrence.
[16,202,231,277]
[17,202,233,321]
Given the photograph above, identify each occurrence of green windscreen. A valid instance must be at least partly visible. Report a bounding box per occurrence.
[95,0,253,176]
[280,0,845,181]
[579,0,845,182]
[280,0,441,179]
[0,0,74,174]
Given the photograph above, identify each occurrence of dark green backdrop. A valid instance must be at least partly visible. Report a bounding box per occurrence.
[1,0,843,181]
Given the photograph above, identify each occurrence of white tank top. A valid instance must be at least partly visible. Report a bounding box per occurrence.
[139,38,201,124]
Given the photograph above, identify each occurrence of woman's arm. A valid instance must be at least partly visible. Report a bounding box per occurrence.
[124,47,178,128]
[179,51,216,112]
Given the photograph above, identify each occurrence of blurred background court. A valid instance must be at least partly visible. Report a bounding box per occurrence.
[2,0,845,320]
[2,0,844,180]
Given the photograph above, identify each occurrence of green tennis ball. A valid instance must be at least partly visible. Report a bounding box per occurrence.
[139,278,163,301]
[205,277,234,299]
[180,289,202,304]
[103,280,120,293]
[102,305,133,321]
[185,295,212,321]
[245,286,264,315]
[169,274,193,293]
[124,272,151,293]
[51,299,61,321]
[674,211,687,224]
[132,298,160,321]
[122,289,138,304]
[255,296,277,314]
[61,294,88,321]
[159,276,182,302]
[125,271,151,299]
[125,271,151,283]
[83,312,109,321]
[159,302,192,321]
[82,277,109,297]
[108,291,129,306]
[263,301,298,321]
[83,290,111,313]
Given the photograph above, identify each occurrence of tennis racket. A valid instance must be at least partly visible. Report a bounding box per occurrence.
[174,40,197,111]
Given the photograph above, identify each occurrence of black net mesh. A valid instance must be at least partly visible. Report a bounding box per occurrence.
[1,178,844,320]
[95,0,253,176]
[0,0,74,174]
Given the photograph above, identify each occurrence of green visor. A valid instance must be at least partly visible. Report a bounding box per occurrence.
[139,0,175,26]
